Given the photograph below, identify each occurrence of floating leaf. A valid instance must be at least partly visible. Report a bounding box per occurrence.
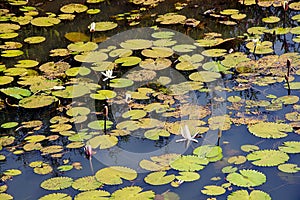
[226,169,266,187]
[110,78,133,88]
[221,166,237,174]
[64,32,89,42]
[246,41,273,54]
[248,122,293,138]
[39,193,72,200]
[53,85,90,98]
[0,87,31,99]
[115,56,142,66]
[95,166,137,185]
[74,190,110,200]
[170,155,209,171]
[72,176,103,191]
[87,135,118,149]
[40,177,73,190]
[202,49,227,57]
[141,47,173,58]
[228,190,271,200]
[90,90,117,100]
[0,76,13,85]
[201,185,226,196]
[120,39,152,50]
[126,69,156,82]
[1,49,23,57]
[240,144,259,152]
[93,21,118,31]
[247,150,289,166]
[278,163,300,173]
[15,60,39,68]
[110,186,155,200]
[31,17,61,27]
[172,44,196,53]
[278,141,300,153]
[189,71,221,82]
[1,122,18,128]
[227,155,247,165]
[60,3,88,13]
[151,31,175,39]
[67,42,98,52]
[156,13,186,24]
[4,169,22,176]
[144,128,170,140]
[122,109,147,120]
[262,16,280,23]
[175,171,200,182]
[66,67,91,76]
[24,36,46,44]
[144,171,175,185]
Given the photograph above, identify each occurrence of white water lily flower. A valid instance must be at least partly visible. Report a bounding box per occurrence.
[89,22,96,32]
[176,125,198,147]
[101,70,116,81]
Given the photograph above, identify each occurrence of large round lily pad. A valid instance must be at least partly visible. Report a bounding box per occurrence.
[19,95,58,108]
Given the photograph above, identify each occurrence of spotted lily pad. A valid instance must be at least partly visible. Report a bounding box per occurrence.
[156,13,186,24]
[95,166,137,185]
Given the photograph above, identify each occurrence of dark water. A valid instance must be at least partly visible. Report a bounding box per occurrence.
[1,0,300,199]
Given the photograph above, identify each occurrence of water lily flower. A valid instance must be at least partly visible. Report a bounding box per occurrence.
[84,145,92,158]
[101,70,116,81]
[282,1,288,11]
[176,125,198,147]
[125,93,132,104]
[89,22,96,32]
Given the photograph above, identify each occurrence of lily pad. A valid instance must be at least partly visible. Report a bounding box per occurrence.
[87,135,118,149]
[144,171,175,185]
[115,56,142,66]
[0,87,31,99]
[67,42,98,52]
[189,71,221,82]
[278,163,300,173]
[247,149,289,166]
[170,155,209,171]
[1,49,23,57]
[40,177,73,190]
[227,190,271,200]
[110,78,133,88]
[278,141,300,153]
[93,21,118,31]
[53,85,90,98]
[60,4,88,13]
[74,190,110,200]
[24,36,46,44]
[262,16,280,23]
[248,122,293,138]
[120,39,152,50]
[0,76,14,85]
[201,185,226,196]
[31,17,61,27]
[110,186,155,200]
[90,89,117,100]
[72,176,102,191]
[19,95,58,108]
[39,193,72,200]
[95,166,137,185]
[226,169,266,187]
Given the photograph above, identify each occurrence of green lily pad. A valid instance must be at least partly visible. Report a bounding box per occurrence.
[292,14,300,22]
[228,155,247,165]
[39,193,72,200]
[0,87,31,99]
[0,32,19,39]
[95,166,137,185]
[109,49,132,58]
[110,186,155,200]
[247,149,289,166]
[87,9,101,15]
[0,76,14,85]
[170,155,209,171]
[87,135,118,149]
[90,90,117,100]
[172,44,197,53]
[88,120,113,130]
[193,145,223,162]
[220,9,239,15]
[74,190,110,200]
[60,3,88,13]
[115,56,142,66]
[141,47,173,58]
[140,58,171,70]
[144,171,175,185]
[278,163,300,173]
[52,85,90,98]
[262,16,280,23]
[156,13,186,25]
[144,128,170,140]
[226,169,266,187]
[72,176,103,191]
[75,51,108,63]
[31,17,61,27]
[19,95,58,108]
[175,171,200,182]
[67,42,98,52]
[66,67,91,76]
[66,107,90,116]
[248,122,293,138]
[201,185,226,196]
[14,60,39,68]
[203,61,229,72]
[40,177,73,190]
[120,39,152,50]
[151,31,175,39]
[228,190,271,200]
[289,2,300,10]
[246,41,273,54]
[241,144,259,152]
[189,71,221,82]
[222,166,238,173]
[202,49,227,57]
[0,41,22,49]
[278,141,300,153]
[93,21,118,31]
[122,109,147,120]
[110,78,133,88]
[24,36,46,44]
[1,49,23,57]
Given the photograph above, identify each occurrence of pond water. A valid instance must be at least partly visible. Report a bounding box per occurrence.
[0,0,300,200]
